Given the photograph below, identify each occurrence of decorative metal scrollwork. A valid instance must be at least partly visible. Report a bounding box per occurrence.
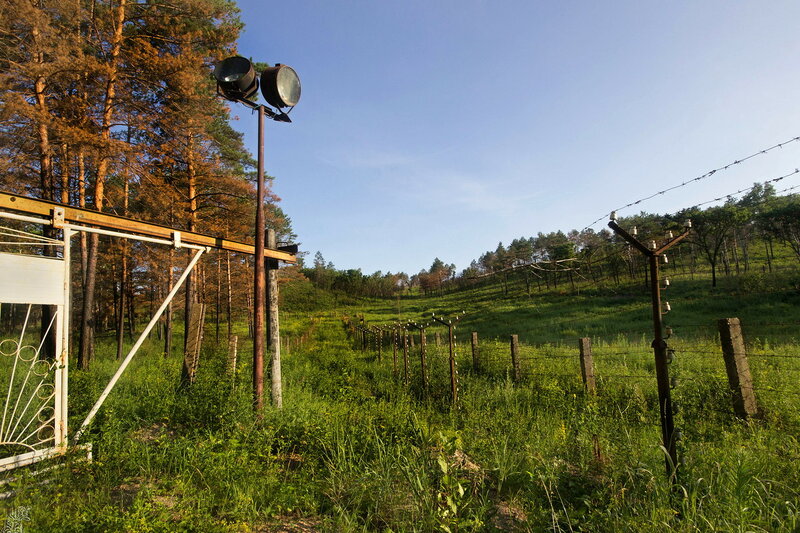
[0,305,58,456]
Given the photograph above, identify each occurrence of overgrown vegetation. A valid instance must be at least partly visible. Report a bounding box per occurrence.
[1,253,798,531]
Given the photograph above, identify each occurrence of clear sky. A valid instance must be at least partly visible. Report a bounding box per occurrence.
[230,1,800,275]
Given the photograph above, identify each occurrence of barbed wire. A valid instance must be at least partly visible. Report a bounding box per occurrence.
[582,135,800,230]
[690,168,800,209]
[742,385,800,397]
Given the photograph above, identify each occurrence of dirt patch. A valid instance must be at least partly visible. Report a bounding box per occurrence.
[112,478,150,507]
[131,422,177,443]
[276,451,304,470]
[453,449,482,474]
[492,500,528,531]
[249,516,321,532]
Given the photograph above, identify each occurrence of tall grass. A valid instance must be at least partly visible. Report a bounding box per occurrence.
[0,262,798,531]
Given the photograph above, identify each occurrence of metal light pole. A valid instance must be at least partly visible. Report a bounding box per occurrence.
[253,104,266,410]
[213,56,301,412]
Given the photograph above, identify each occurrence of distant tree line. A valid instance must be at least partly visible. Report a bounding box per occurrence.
[301,252,409,298]
[304,183,800,299]
[453,183,800,293]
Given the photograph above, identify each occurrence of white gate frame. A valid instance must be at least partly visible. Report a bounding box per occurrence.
[0,250,66,472]
[0,207,207,470]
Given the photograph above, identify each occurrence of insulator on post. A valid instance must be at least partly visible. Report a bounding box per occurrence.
[632,226,638,236]
[664,301,671,312]
[650,240,657,250]
[674,429,683,441]
[664,278,670,287]
[670,376,678,389]
[666,348,676,363]
[663,255,669,264]
[668,231,674,239]
[665,326,673,337]
[610,211,617,221]
[685,219,692,229]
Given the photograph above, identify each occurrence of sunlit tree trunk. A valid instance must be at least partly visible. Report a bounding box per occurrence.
[79,0,126,369]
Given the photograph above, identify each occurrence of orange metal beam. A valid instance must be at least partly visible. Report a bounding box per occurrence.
[0,191,297,263]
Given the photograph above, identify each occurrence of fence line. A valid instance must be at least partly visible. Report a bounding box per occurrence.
[343,313,798,481]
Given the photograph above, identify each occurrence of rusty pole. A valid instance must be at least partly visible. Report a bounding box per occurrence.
[448,325,456,403]
[376,327,382,362]
[432,312,466,406]
[419,326,427,393]
[253,105,266,412]
[392,326,398,377]
[407,322,428,394]
[608,219,690,477]
[402,327,409,385]
[360,317,367,351]
[648,252,676,473]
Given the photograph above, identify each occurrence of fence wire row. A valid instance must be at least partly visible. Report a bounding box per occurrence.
[344,316,799,431]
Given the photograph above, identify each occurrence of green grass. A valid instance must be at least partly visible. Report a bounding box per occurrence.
[0,258,798,531]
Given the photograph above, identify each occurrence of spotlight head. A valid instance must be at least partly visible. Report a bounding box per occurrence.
[214,56,258,101]
[260,64,301,108]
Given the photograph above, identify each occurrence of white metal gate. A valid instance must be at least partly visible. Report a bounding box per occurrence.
[0,208,205,472]
[0,192,295,474]
[0,237,68,472]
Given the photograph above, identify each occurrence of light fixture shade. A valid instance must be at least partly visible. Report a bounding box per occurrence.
[214,56,258,100]
[260,64,301,108]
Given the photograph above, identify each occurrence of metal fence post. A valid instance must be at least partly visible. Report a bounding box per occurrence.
[392,328,398,377]
[471,332,480,373]
[510,334,521,383]
[420,328,428,393]
[403,329,409,386]
[578,337,596,394]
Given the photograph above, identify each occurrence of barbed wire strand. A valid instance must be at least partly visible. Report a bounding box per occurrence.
[582,135,800,230]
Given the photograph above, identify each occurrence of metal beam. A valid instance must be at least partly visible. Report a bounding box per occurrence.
[0,192,297,263]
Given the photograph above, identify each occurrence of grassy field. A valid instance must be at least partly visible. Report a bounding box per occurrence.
[0,261,798,531]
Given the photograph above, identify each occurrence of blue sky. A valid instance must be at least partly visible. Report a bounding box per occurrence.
[231,1,800,274]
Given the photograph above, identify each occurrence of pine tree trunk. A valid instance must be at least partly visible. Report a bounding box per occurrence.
[115,252,126,360]
[183,132,198,356]
[33,9,58,360]
[79,232,99,369]
[78,148,88,280]
[226,251,232,339]
[115,174,129,359]
[164,246,174,358]
[78,0,126,369]
[216,250,221,344]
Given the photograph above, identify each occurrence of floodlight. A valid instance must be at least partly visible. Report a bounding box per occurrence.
[260,64,301,108]
[214,56,258,101]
